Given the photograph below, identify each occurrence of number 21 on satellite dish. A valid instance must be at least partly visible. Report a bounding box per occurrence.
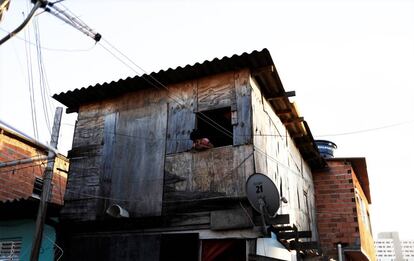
[246,173,280,217]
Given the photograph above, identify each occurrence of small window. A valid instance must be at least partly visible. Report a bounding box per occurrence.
[0,238,22,260]
[193,107,233,148]
[32,177,44,198]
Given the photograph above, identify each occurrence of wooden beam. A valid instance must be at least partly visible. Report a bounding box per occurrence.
[282,117,304,125]
[294,136,311,144]
[211,208,253,230]
[267,91,296,101]
[289,241,318,251]
[266,214,290,225]
[277,231,312,240]
[249,254,286,261]
[269,225,295,232]
[274,109,292,115]
[251,65,275,76]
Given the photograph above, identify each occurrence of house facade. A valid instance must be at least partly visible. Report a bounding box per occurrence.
[54,49,324,260]
[0,121,68,261]
[313,141,375,261]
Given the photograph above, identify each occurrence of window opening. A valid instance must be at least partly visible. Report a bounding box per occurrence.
[192,107,233,149]
[0,238,22,260]
[32,177,44,199]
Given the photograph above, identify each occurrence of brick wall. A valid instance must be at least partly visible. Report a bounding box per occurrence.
[0,130,68,205]
[313,160,360,259]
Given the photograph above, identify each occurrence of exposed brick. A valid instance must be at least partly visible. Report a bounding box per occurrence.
[0,134,68,204]
[314,160,365,261]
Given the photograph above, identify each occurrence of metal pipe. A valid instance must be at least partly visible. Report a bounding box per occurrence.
[338,244,343,261]
[0,155,54,168]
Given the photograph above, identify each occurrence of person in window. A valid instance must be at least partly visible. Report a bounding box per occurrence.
[190,129,214,150]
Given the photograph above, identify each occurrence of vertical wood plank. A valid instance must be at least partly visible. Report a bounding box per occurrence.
[197,72,235,111]
[97,112,118,217]
[110,102,167,217]
[234,70,252,146]
[166,81,196,154]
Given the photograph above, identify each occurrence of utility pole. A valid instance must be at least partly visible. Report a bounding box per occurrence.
[30,107,62,261]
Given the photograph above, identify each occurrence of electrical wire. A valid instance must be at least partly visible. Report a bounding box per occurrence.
[0,27,96,52]
[23,12,39,140]
[253,145,313,184]
[68,33,414,140]
[0,162,44,174]
[15,7,390,229]
[315,119,414,137]
[98,38,234,140]
[33,17,52,135]
[44,234,64,261]
[0,154,50,166]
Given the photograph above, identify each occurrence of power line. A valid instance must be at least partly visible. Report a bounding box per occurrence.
[33,17,52,134]
[83,37,414,141]
[23,15,39,140]
[315,119,414,137]
[98,38,234,140]
[0,27,96,52]
[253,145,313,185]
[0,162,46,174]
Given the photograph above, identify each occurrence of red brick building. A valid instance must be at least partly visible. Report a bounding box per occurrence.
[313,142,375,261]
[0,122,69,260]
[0,122,68,204]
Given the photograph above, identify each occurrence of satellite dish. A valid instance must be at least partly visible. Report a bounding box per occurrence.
[246,173,280,217]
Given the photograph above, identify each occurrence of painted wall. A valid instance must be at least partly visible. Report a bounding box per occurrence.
[0,219,56,261]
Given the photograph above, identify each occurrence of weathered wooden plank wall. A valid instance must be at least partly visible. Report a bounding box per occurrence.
[108,102,167,217]
[98,112,118,217]
[63,89,168,219]
[61,109,105,221]
[166,81,196,154]
[164,145,254,209]
[63,69,255,222]
[250,77,317,239]
[197,72,235,111]
[234,70,253,145]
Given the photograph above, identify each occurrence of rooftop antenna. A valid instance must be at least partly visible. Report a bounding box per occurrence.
[246,173,280,235]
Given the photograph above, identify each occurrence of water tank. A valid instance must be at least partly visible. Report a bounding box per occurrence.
[315,140,337,159]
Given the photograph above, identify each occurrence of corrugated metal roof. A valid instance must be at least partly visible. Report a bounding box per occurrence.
[53,49,324,169]
[53,49,277,113]
[0,197,61,219]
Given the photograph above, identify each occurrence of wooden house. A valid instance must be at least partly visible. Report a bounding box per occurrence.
[53,49,325,261]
